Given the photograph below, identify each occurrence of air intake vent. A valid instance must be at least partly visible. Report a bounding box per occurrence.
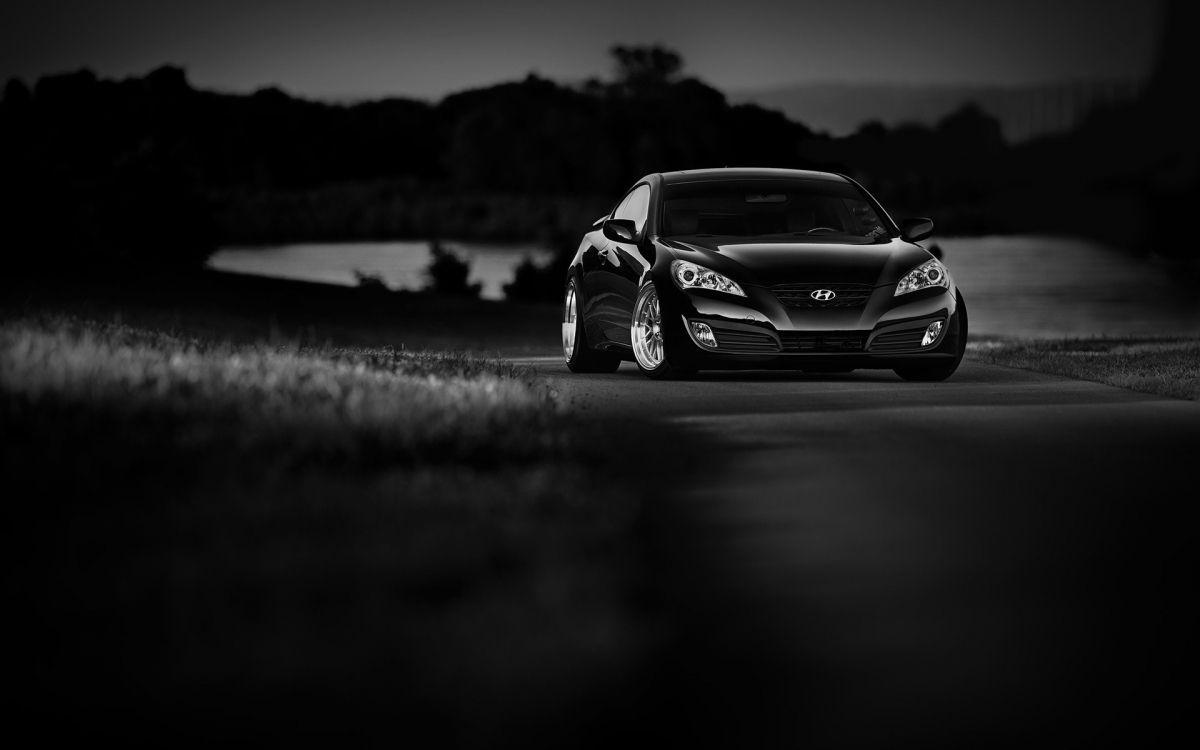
[869,322,944,353]
[707,324,780,353]
[779,331,867,353]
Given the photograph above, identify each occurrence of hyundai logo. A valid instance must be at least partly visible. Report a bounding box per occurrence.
[811,289,837,301]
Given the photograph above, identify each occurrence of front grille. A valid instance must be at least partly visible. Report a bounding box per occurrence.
[708,324,780,353]
[772,283,874,309]
[780,331,866,353]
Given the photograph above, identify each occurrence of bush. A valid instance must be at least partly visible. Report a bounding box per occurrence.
[504,228,577,303]
[424,240,481,297]
[504,254,568,303]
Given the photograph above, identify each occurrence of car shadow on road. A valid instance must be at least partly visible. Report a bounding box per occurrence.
[692,371,899,383]
[573,360,1166,417]
[605,364,902,383]
[605,362,1025,385]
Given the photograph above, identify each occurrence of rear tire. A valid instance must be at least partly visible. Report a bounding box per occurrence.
[563,279,621,373]
[632,282,695,380]
[893,291,968,382]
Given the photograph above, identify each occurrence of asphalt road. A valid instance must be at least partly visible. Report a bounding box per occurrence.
[513,357,1200,747]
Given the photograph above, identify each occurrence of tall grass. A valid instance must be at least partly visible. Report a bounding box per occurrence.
[968,337,1200,400]
[3,316,561,469]
[1,315,651,743]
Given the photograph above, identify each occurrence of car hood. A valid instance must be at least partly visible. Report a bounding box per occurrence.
[660,236,932,287]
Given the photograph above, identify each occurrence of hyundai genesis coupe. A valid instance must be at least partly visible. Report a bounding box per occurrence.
[561,168,967,380]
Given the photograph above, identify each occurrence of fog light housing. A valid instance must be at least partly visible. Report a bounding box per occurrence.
[922,320,944,346]
[690,321,718,348]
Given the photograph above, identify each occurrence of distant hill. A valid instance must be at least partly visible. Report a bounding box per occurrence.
[730,80,1141,143]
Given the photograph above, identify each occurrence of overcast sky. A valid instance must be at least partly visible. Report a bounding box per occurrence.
[0,0,1162,100]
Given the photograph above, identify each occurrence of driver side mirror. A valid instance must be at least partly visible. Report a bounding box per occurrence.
[602,218,637,243]
[900,217,934,243]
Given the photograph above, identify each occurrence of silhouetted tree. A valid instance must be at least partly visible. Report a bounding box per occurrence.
[610,45,683,91]
[425,240,481,297]
[442,75,619,192]
[3,78,31,107]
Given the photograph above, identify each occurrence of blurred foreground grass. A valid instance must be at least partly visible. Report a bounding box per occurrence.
[969,337,1200,400]
[1,315,658,744]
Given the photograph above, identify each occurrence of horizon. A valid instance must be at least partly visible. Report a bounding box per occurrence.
[6,61,1146,106]
[7,62,1139,144]
[1,0,1161,102]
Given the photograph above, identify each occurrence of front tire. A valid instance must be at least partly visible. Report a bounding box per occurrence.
[631,282,694,380]
[564,279,621,373]
[894,291,968,382]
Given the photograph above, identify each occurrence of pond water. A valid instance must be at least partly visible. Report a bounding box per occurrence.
[207,240,553,301]
[207,236,1200,338]
[937,236,1199,338]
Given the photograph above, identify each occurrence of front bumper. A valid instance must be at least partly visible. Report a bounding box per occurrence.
[661,280,962,370]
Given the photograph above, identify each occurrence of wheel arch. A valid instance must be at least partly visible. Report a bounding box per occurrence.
[566,260,607,346]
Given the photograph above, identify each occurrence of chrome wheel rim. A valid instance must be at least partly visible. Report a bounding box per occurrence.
[562,283,577,361]
[632,287,664,370]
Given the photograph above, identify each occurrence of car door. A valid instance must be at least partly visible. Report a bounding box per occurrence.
[588,184,652,345]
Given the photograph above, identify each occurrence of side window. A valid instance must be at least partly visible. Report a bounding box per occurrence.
[613,184,652,234]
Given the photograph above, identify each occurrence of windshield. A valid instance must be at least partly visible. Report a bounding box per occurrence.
[661,179,892,240]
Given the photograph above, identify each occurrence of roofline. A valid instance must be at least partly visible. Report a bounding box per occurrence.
[655,167,849,185]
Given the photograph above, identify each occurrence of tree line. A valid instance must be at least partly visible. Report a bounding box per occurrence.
[0,45,1193,278]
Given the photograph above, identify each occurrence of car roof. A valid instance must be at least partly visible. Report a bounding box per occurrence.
[653,167,849,185]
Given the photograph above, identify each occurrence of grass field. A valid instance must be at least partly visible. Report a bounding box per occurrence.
[1,312,664,744]
[969,337,1200,401]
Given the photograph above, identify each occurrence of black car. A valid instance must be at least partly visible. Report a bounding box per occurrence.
[562,168,967,380]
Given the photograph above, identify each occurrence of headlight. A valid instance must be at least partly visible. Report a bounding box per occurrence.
[671,260,745,297]
[895,258,950,296]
